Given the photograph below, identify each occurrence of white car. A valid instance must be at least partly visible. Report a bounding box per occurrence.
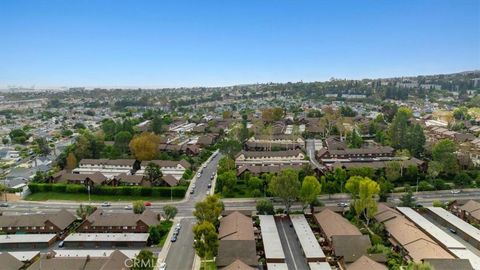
[124,205,132,210]
[159,262,167,270]
[101,202,111,207]
[451,189,461,194]
[196,173,201,178]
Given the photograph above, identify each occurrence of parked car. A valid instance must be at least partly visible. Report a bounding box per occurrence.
[144,201,152,206]
[190,189,195,194]
[196,172,201,178]
[124,205,132,210]
[0,203,9,207]
[101,202,111,207]
[58,241,64,248]
[171,235,177,242]
[159,263,167,270]
[337,202,349,207]
[175,223,181,230]
[210,174,215,180]
[451,189,461,194]
[449,228,457,234]
[207,183,212,188]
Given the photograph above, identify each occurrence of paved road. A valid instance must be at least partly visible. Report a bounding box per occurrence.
[276,216,309,270]
[165,217,196,270]
[305,139,325,171]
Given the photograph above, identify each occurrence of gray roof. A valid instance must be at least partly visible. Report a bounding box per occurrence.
[85,209,160,227]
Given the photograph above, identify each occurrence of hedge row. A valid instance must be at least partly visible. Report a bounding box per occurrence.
[28,183,187,198]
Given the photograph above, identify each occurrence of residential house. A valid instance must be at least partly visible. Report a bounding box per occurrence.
[234,150,309,167]
[27,250,130,270]
[216,211,257,269]
[73,159,135,177]
[77,209,161,233]
[0,209,76,234]
[374,204,453,262]
[136,160,191,181]
[53,171,108,186]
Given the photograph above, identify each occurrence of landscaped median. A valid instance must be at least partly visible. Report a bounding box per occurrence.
[26,183,187,202]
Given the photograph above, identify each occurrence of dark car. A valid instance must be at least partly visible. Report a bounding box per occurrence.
[171,235,177,242]
[449,228,457,234]
[0,203,9,207]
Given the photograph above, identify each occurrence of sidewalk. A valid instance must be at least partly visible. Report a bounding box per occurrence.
[155,217,181,269]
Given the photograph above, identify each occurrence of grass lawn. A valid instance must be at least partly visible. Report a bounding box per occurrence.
[216,182,266,198]
[200,261,216,270]
[157,220,174,248]
[25,192,179,202]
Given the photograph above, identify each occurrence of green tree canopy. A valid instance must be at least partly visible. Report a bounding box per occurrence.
[268,169,300,213]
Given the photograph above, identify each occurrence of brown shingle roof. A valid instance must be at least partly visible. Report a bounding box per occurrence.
[332,235,371,263]
[162,174,179,187]
[0,253,24,270]
[0,209,75,230]
[218,211,254,241]
[347,255,388,270]
[26,250,129,270]
[216,240,257,268]
[85,209,160,227]
[222,259,255,270]
[314,209,361,241]
[116,173,144,184]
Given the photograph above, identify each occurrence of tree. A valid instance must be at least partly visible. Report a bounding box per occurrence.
[216,171,237,195]
[407,124,426,157]
[217,157,235,175]
[399,186,416,207]
[256,199,274,215]
[133,200,146,214]
[2,137,9,145]
[114,131,132,154]
[163,205,177,221]
[9,129,28,144]
[345,176,380,225]
[129,132,161,161]
[346,129,363,148]
[34,137,50,155]
[268,169,300,213]
[131,249,156,270]
[148,225,161,245]
[218,139,242,158]
[385,161,402,182]
[193,221,219,265]
[151,116,163,134]
[222,110,232,119]
[299,176,322,213]
[145,162,163,186]
[406,261,433,270]
[101,119,117,141]
[66,152,77,172]
[193,195,224,227]
[389,109,410,150]
[76,204,96,220]
[454,172,472,188]
[432,139,458,174]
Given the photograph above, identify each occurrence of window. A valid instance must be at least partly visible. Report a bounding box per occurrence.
[50,226,54,230]
[32,226,36,230]
[123,226,128,229]
[8,227,12,230]
[40,226,45,230]
[84,226,89,229]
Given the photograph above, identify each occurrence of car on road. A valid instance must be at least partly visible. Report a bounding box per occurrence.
[192,184,196,189]
[337,202,349,207]
[206,190,210,195]
[210,173,215,180]
[449,228,457,234]
[207,183,212,188]
[175,223,181,229]
[451,189,461,194]
[101,202,111,207]
[124,205,132,210]
[171,235,177,242]
[0,203,9,207]
[212,152,217,158]
[190,189,194,194]
[144,201,152,206]
[58,241,64,248]
[159,263,167,270]
[196,172,201,178]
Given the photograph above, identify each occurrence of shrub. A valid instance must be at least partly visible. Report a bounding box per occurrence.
[370,233,383,245]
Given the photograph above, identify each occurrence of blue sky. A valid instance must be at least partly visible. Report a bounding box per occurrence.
[0,0,479,88]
